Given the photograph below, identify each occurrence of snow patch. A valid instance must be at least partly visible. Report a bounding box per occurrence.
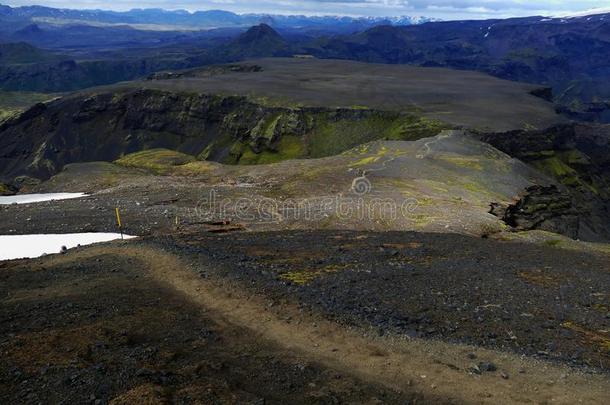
[0,193,87,205]
[483,25,492,38]
[0,233,137,261]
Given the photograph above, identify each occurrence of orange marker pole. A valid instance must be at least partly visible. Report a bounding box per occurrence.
[115,207,123,240]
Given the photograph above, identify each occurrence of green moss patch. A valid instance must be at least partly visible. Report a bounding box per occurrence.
[531,156,598,194]
[238,136,306,165]
[279,264,350,285]
[437,156,484,171]
[172,161,220,176]
[115,149,196,174]
[308,114,393,158]
[308,113,447,158]
[384,115,449,141]
[557,150,590,166]
[0,91,55,122]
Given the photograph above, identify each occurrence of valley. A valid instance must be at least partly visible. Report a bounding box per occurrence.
[1,4,610,404]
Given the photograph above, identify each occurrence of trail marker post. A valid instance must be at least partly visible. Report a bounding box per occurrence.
[115,207,123,240]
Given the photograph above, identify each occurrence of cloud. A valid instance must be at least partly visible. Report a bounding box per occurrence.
[4,0,610,19]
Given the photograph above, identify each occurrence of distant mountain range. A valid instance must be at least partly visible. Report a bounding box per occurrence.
[0,4,437,33]
[0,4,608,122]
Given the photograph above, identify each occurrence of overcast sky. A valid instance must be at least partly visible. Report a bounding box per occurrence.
[4,1,610,19]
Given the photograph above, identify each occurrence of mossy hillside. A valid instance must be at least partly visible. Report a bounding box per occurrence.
[254,114,283,141]
[482,126,610,240]
[530,154,598,194]
[237,136,306,165]
[308,114,390,159]
[0,91,55,122]
[0,108,21,122]
[115,149,196,174]
[307,112,448,158]
[557,150,591,166]
[502,142,602,197]
[514,146,599,194]
[385,115,450,141]
[437,156,484,171]
[172,161,223,177]
[201,132,246,164]
[347,144,408,169]
[218,109,448,165]
[112,149,223,178]
[202,108,311,164]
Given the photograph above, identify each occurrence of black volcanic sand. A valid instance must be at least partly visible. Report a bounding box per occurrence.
[0,251,424,404]
[160,230,610,371]
[1,230,609,403]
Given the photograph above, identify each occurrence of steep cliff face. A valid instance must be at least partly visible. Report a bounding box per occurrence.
[490,185,580,238]
[482,124,610,241]
[0,88,446,182]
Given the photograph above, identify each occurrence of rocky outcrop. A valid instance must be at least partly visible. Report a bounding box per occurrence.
[557,102,610,124]
[491,185,580,239]
[482,123,610,241]
[529,87,554,103]
[0,182,16,196]
[145,64,263,81]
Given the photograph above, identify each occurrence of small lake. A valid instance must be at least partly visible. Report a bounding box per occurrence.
[0,193,87,205]
[0,233,136,261]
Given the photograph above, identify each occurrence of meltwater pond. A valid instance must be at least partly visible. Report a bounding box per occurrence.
[0,193,86,205]
[0,233,136,261]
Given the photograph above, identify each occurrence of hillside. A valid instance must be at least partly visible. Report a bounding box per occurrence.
[0,25,286,93]
[0,41,63,64]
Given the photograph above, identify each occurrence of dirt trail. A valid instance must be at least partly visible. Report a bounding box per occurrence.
[41,243,609,405]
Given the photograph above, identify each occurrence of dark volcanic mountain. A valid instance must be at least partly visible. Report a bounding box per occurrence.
[0,25,288,93]
[223,24,290,58]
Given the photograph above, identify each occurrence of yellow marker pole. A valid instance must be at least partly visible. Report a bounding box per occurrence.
[115,208,123,240]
